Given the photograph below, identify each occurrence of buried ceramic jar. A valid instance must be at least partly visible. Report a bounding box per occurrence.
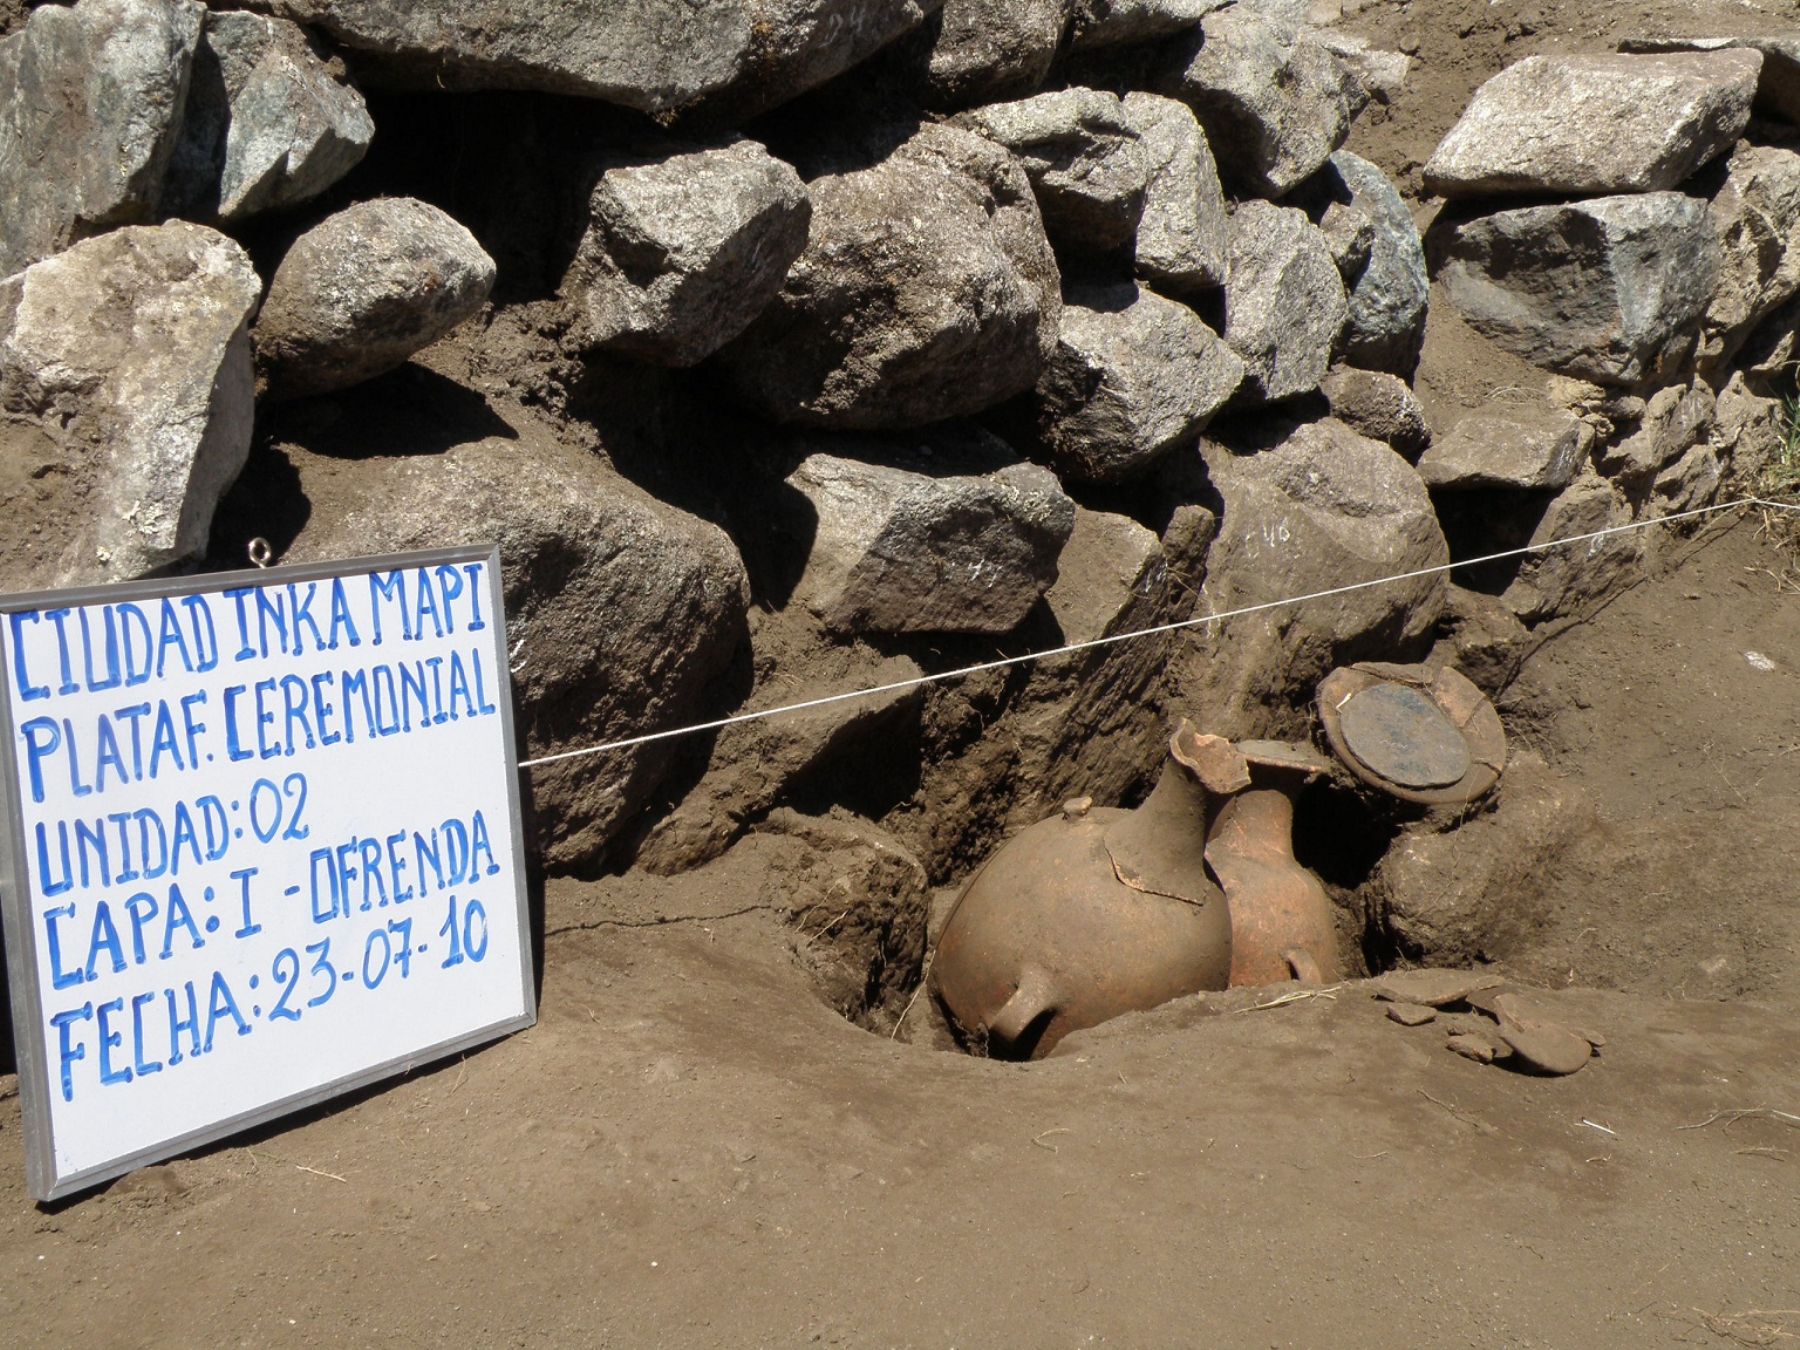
[1205,738,1343,988]
[929,721,1248,1059]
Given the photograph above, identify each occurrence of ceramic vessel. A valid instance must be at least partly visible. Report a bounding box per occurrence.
[1316,662,1506,806]
[1205,739,1342,987]
[929,723,1247,1059]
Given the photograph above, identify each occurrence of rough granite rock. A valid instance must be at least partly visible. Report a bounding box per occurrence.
[284,428,750,871]
[0,222,259,587]
[782,428,1076,635]
[254,197,497,398]
[1315,30,1410,105]
[1424,51,1760,198]
[1221,200,1348,405]
[715,125,1060,429]
[1069,0,1228,49]
[1620,35,1800,125]
[165,10,373,223]
[1164,5,1356,197]
[1435,193,1720,387]
[1709,371,1785,487]
[1696,142,1800,373]
[1325,151,1429,375]
[920,0,1075,107]
[1190,418,1448,735]
[1019,281,1243,484]
[0,0,203,276]
[1739,288,1800,382]
[1419,406,1591,492]
[1121,92,1227,296]
[1650,441,1724,516]
[1234,0,1332,26]
[957,89,1148,256]
[1043,507,1166,650]
[1501,470,1641,624]
[561,138,810,366]
[261,0,941,120]
[1597,380,1714,498]
[1313,197,1375,283]
[1318,366,1431,458]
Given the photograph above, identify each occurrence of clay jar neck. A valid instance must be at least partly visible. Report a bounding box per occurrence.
[1108,756,1215,878]
[1105,727,1249,894]
[1211,785,1297,860]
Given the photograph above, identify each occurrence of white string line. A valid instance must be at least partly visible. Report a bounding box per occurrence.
[518,495,1799,770]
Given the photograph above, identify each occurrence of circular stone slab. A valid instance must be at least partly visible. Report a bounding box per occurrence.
[1338,684,1472,789]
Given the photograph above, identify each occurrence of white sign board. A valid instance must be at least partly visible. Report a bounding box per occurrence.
[0,546,535,1200]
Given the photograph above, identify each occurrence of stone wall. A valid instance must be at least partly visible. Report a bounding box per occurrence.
[2,0,1795,889]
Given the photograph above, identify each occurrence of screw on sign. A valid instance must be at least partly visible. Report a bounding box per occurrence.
[0,547,535,1201]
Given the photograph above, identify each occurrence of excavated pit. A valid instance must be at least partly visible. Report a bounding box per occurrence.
[791,513,1800,1065]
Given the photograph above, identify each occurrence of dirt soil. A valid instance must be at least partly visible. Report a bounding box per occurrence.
[1,517,1796,1348]
[6,0,1800,1345]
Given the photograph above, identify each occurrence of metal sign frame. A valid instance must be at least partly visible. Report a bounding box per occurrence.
[0,545,536,1201]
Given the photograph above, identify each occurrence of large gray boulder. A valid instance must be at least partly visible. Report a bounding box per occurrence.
[0,222,259,587]
[1022,281,1243,484]
[1069,0,1227,49]
[0,0,203,277]
[1424,51,1760,198]
[1697,142,1800,373]
[255,197,497,397]
[1621,36,1800,125]
[165,10,373,223]
[561,138,809,367]
[1121,92,1227,297]
[920,0,1075,107]
[1163,5,1356,197]
[283,428,750,871]
[1190,418,1448,736]
[646,498,1197,883]
[1418,406,1590,493]
[263,0,940,119]
[1436,193,1720,387]
[1325,151,1428,375]
[781,428,1075,635]
[1221,200,1347,405]
[957,89,1148,256]
[716,125,1060,429]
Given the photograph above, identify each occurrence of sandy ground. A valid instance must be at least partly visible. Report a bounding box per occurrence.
[2,513,1798,1348]
[5,0,1800,1344]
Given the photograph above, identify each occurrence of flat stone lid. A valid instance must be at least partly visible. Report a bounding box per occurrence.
[1338,683,1473,789]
